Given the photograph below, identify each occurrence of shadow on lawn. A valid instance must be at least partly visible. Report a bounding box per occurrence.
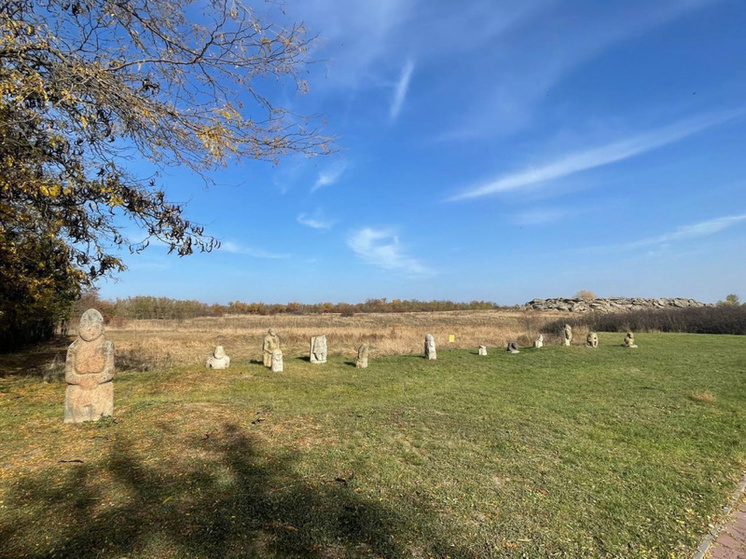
[0,423,475,558]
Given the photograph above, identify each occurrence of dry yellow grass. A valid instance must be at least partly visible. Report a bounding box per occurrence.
[83,310,572,370]
[689,390,716,403]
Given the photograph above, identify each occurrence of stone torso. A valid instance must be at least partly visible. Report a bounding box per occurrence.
[73,339,108,375]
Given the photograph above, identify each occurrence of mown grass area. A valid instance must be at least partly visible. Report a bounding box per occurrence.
[0,333,744,558]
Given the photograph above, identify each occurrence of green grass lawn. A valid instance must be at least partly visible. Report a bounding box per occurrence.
[1,333,744,558]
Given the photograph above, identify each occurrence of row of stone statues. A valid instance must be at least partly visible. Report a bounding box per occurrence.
[63,311,640,424]
[204,329,640,369]
[423,328,639,360]
[207,330,370,373]
[561,324,638,349]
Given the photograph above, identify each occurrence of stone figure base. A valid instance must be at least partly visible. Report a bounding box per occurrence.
[64,382,113,423]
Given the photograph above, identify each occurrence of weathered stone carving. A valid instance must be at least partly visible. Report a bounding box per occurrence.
[562,324,573,346]
[506,341,520,354]
[310,335,327,364]
[263,328,279,367]
[623,332,638,348]
[271,349,284,372]
[424,334,436,360]
[478,345,487,356]
[206,345,230,369]
[586,332,599,348]
[534,334,544,348]
[356,344,369,368]
[64,309,114,424]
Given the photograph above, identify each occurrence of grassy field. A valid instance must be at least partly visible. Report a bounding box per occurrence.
[0,330,745,558]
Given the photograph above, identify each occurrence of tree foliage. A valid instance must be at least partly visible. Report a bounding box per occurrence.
[0,0,329,348]
[716,293,741,307]
[574,290,597,301]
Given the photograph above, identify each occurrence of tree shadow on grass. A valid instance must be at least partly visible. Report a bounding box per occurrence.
[0,423,477,558]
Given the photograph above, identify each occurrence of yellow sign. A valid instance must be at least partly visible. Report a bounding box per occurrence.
[449,335,455,343]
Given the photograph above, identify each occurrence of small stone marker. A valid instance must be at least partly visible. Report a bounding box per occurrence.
[586,332,599,348]
[310,335,327,364]
[478,345,487,356]
[206,345,230,369]
[263,328,280,367]
[506,341,520,354]
[562,324,573,346]
[623,332,638,348]
[271,349,284,372]
[356,344,369,368]
[534,334,544,349]
[424,334,437,360]
[64,309,114,424]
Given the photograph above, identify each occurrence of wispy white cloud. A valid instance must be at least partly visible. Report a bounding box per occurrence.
[390,58,415,121]
[312,161,348,192]
[438,0,725,140]
[220,241,290,259]
[348,227,432,276]
[626,214,746,248]
[447,109,744,201]
[297,209,335,230]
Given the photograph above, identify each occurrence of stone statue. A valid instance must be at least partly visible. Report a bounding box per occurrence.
[271,349,284,372]
[206,345,230,369]
[263,328,279,367]
[310,335,327,364]
[424,334,436,360]
[64,309,114,423]
[478,345,487,356]
[506,341,520,354]
[534,334,544,349]
[586,332,599,348]
[623,332,638,348]
[356,344,369,368]
[562,324,572,346]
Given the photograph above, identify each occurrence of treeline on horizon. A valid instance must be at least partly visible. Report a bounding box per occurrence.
[78,293,506,321]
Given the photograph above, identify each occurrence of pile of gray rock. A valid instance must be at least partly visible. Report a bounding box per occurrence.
[524,297,708,314]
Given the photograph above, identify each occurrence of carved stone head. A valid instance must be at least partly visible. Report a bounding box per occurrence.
[78,309,105,342]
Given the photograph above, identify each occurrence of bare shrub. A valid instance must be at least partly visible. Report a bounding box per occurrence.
[542,306,746,335]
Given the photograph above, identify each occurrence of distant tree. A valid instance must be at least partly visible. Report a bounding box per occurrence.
[717,294,741,307]
[574,290,597,300]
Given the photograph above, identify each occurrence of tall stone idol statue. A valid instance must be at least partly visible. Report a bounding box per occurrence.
[623,332,638,348]
[424,334,437,360]
[586,332,599,348]
[356,344,369,369]
[263,328,280,367]
[562,324,573,346]
[310,335,328,364]
[271,349,284,372]
[64,309,114,423]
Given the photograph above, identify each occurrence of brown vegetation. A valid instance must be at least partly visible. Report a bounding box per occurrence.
[96,310,567,371]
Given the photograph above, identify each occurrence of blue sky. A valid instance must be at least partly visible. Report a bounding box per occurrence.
[99,0,746,305]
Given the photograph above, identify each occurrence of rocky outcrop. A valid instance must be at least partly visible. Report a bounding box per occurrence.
[524,297,709,314]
